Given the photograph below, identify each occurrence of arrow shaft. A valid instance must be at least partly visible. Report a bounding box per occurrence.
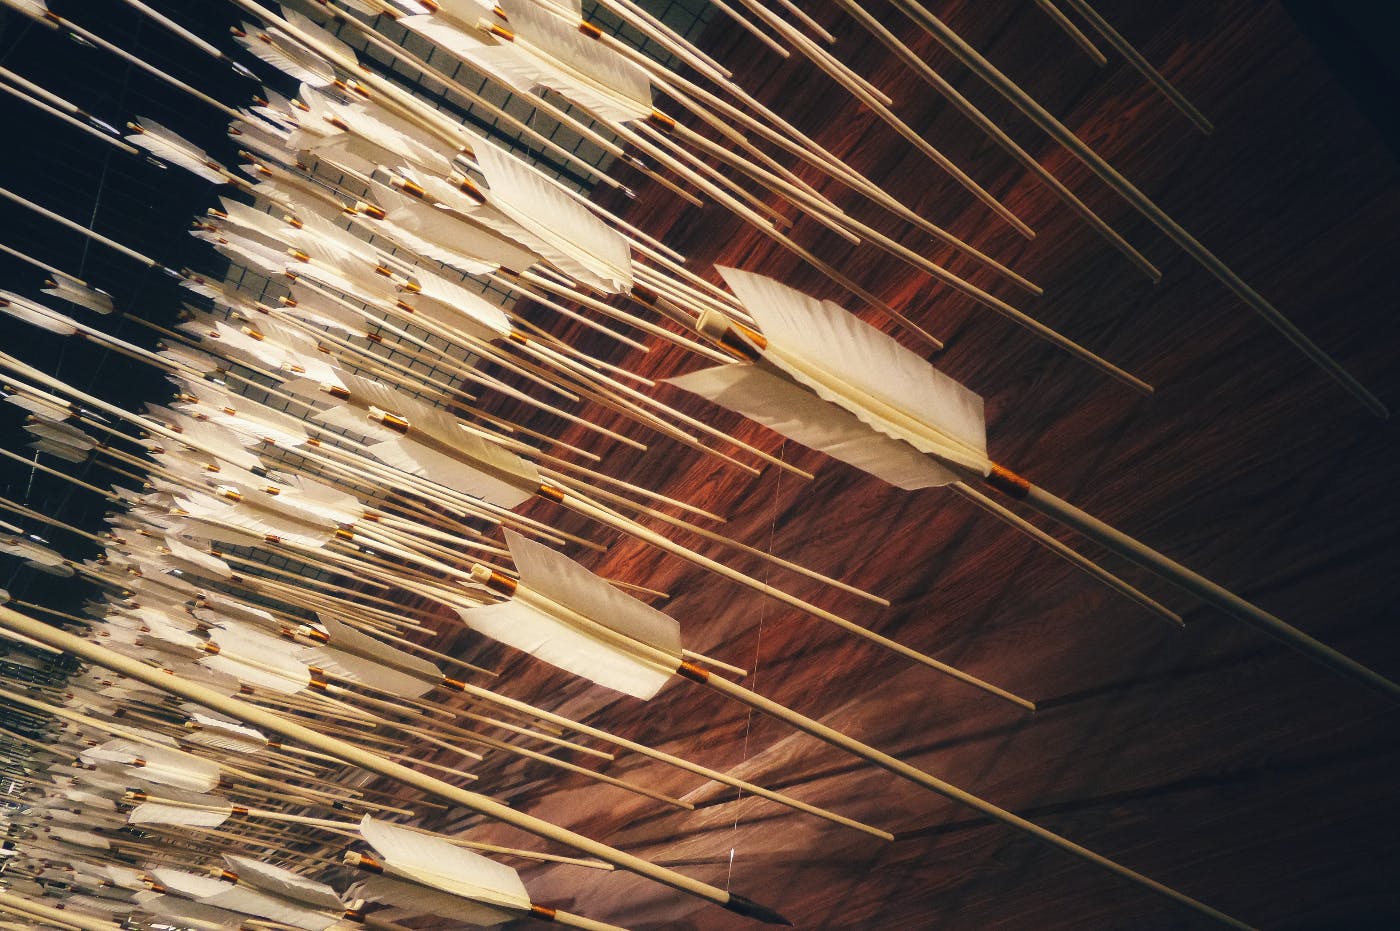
[680,662,1252,929]
[978,464,1400,702]
[0,606,787,923]
[555,486,1033,710]
[892,0,1385,417]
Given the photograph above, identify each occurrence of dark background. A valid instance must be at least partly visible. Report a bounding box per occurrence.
[0,1,1396,929]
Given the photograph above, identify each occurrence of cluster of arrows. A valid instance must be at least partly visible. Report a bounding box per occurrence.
[0,0,1389,928]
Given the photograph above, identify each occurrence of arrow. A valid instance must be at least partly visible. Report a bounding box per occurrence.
[673,267,1398,702]
[459,533,1251,930]
[890,0,1386,418]
[0,606,794,925]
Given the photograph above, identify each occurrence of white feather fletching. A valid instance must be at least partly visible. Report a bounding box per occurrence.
[471,141,632,292]
[128,799,233,828]
[323,371,538,505]
[455,528,682,698]
[668,363,954,489]
[224,853,344,910]
[203,889,340,931]
[205,397,310,449]
[237,24,336,86]
[370,436,536,507]
[46,827,109,849]
[81,740,220,793]
[507,529,682,658]
[460,599,671,699]
[216,197,293,244]
[28,440,89,465]
[718,267,990,476]
[127,117,227,183]
[193,228,293,279]
[25,419,93,450]
[500,0,652,122]
[298,643,436,698]
[321,613,442,682]
[298,615,439,698]
[4,536,67,567]
[152,868,236,901]
[368,179,533,274]
[42,274,114,314]
[350,873,517,925]
[184,712,268,754]
[398,266,512,341]
[5,390,72,421]
[358,816,531,911]
[233,113,298,166]
[139,893,251,929]
[284,283,362,335]
[0,289,78,334]
[203,626,311,694]
[106,865,147,891]
[163,535,233,578]
[279,6,357,67]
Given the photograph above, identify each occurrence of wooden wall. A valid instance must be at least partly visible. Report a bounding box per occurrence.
[376,1,1400,927]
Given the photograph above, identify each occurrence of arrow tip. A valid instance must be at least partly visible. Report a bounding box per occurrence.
[725,892,793,925]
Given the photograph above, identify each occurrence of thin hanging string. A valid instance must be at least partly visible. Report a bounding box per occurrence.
[29,17,141,522]
[725,439,784,892]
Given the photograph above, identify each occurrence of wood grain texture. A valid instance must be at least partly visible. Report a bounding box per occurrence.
[353,1,1400,928]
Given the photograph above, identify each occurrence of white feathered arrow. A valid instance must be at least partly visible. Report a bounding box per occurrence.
[288,609,889,839]
[667,268,1399,704]
[346,816,626,931]
[286,367,1025,707]
[0,605,794,925]
[460,529,1249,929]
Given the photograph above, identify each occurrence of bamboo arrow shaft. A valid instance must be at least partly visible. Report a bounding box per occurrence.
[0,606,790,925]
[679,663,1253,930]
[547,474,885,606]
[734,0,1032,238]
[0,2,242,121]
[1030,0,1108,65]
[891,0,1386,418]
[0,80,138,155]
[978,466,1400,702]
[0,891,121,931]
[554,486,1033,710]
[946,483,1181,626]
[453,680,892,840]
[0,187,164,270]
[1057,0,1212,133]
[831,2,1159,282]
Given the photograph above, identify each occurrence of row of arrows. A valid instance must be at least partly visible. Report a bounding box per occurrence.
[0,0,1388,929]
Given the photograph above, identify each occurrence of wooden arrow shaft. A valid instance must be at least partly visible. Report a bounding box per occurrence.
[946,483,1181,626]
[1057,0,1212,133]
[0,607,789,923]
[0,186,162,270]
[554,486,1033,710]
[830,0,1158,281]
[977,463,1400,703]
[1030,0,1108,65]
[891,0,1386,418]
[452,680,891,841]
[681,662,1252,929]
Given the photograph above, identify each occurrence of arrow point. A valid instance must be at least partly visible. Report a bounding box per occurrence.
[725,892,793,925]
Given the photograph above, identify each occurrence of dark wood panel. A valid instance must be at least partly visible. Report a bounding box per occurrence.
[370,1,1400,928]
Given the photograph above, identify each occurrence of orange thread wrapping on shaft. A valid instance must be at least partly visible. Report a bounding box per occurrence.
[484,571,518,597]
[676,660,711,684]
[985,463,1031,499]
